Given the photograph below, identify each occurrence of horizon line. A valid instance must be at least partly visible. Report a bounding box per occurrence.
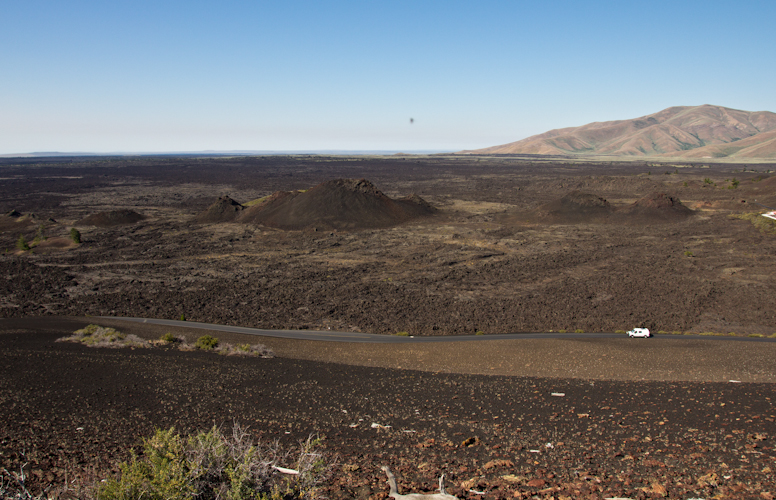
[0,149,458,159]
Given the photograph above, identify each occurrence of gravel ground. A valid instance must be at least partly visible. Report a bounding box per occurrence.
[1,317,775,499]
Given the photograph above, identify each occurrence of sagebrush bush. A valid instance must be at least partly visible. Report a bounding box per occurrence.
[16,235,30,252]
[97,424,331,500]
[730,212,776,234]
[31,224,45,246]
[58,325,149,348]
[195,335,219,350]
[160,332,179,343]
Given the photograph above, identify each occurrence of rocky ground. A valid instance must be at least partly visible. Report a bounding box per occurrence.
[1,155,776,336]
[1,316,775,499]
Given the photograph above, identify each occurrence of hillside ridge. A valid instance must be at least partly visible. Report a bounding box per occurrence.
[462,104,776,158]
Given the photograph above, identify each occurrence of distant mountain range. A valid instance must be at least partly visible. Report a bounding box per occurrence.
[462,105,776,159]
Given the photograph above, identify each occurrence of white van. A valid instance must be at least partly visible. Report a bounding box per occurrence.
[627,328,651,338]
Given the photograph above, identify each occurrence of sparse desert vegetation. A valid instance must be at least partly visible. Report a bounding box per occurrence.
[97,425,331,500]
[0,424,331,500]
[57,325,274,358]
[58,324,150,348]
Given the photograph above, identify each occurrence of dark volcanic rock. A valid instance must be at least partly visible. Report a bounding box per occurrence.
[238,179,435,230]
[1,318,775,500]
[196,196,245,223]
[77,209,146,227]
[619,192,694,221]
[538,190,614,223]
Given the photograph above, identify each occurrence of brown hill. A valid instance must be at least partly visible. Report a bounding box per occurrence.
[195,196,244,223]
[77,210,145,227]
[238,179,436,230]
[463,105,776,158]
[658,128,776,159]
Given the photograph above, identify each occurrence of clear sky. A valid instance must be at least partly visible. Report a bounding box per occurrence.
[2,0,775,154]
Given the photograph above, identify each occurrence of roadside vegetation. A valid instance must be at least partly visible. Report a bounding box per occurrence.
[1,424,332,500]
[730,211,776,234]
[57,325,274,358]
[57,324,148,348]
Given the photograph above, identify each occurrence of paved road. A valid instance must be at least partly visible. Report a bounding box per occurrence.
[101,317,776,344]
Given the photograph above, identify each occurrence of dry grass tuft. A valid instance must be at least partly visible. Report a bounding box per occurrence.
[57,325,150,348]
[58,325,274,358]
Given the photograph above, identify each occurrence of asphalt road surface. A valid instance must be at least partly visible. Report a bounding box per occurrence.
[102,316,776,343]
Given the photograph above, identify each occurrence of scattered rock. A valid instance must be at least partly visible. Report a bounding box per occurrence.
[526,478,546,488]
[697,472,719,488]
[483,459,513,471]
[461,437,480,447]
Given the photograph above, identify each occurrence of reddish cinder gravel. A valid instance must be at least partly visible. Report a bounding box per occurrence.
[1,317,775,499]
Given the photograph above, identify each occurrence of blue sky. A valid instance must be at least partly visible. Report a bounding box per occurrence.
[2,0,775,154]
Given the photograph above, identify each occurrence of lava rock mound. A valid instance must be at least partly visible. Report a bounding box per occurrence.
[196,196,245,223]
[77,209,146,227]
[618,192,694,222]
[538,191,614,223]
[238,179,435,230]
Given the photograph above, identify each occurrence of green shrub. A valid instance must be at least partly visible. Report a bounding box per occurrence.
[31,224,46,246]
[58,325,149,349]
[82,324,100,335]
[615,330,626,334]
[82,327,124,345]
[748,333,764,338]
[684,250,694,257]
[97,425,330,500]
[195,335,219,350]
[475,330,485,335]
[574,329,584,334]
[16,235,30,252]
[160,332,178,343]
[558,329,567,334]
[70,227,81,244]
[730,212,776,234]
[395,331,410,336]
